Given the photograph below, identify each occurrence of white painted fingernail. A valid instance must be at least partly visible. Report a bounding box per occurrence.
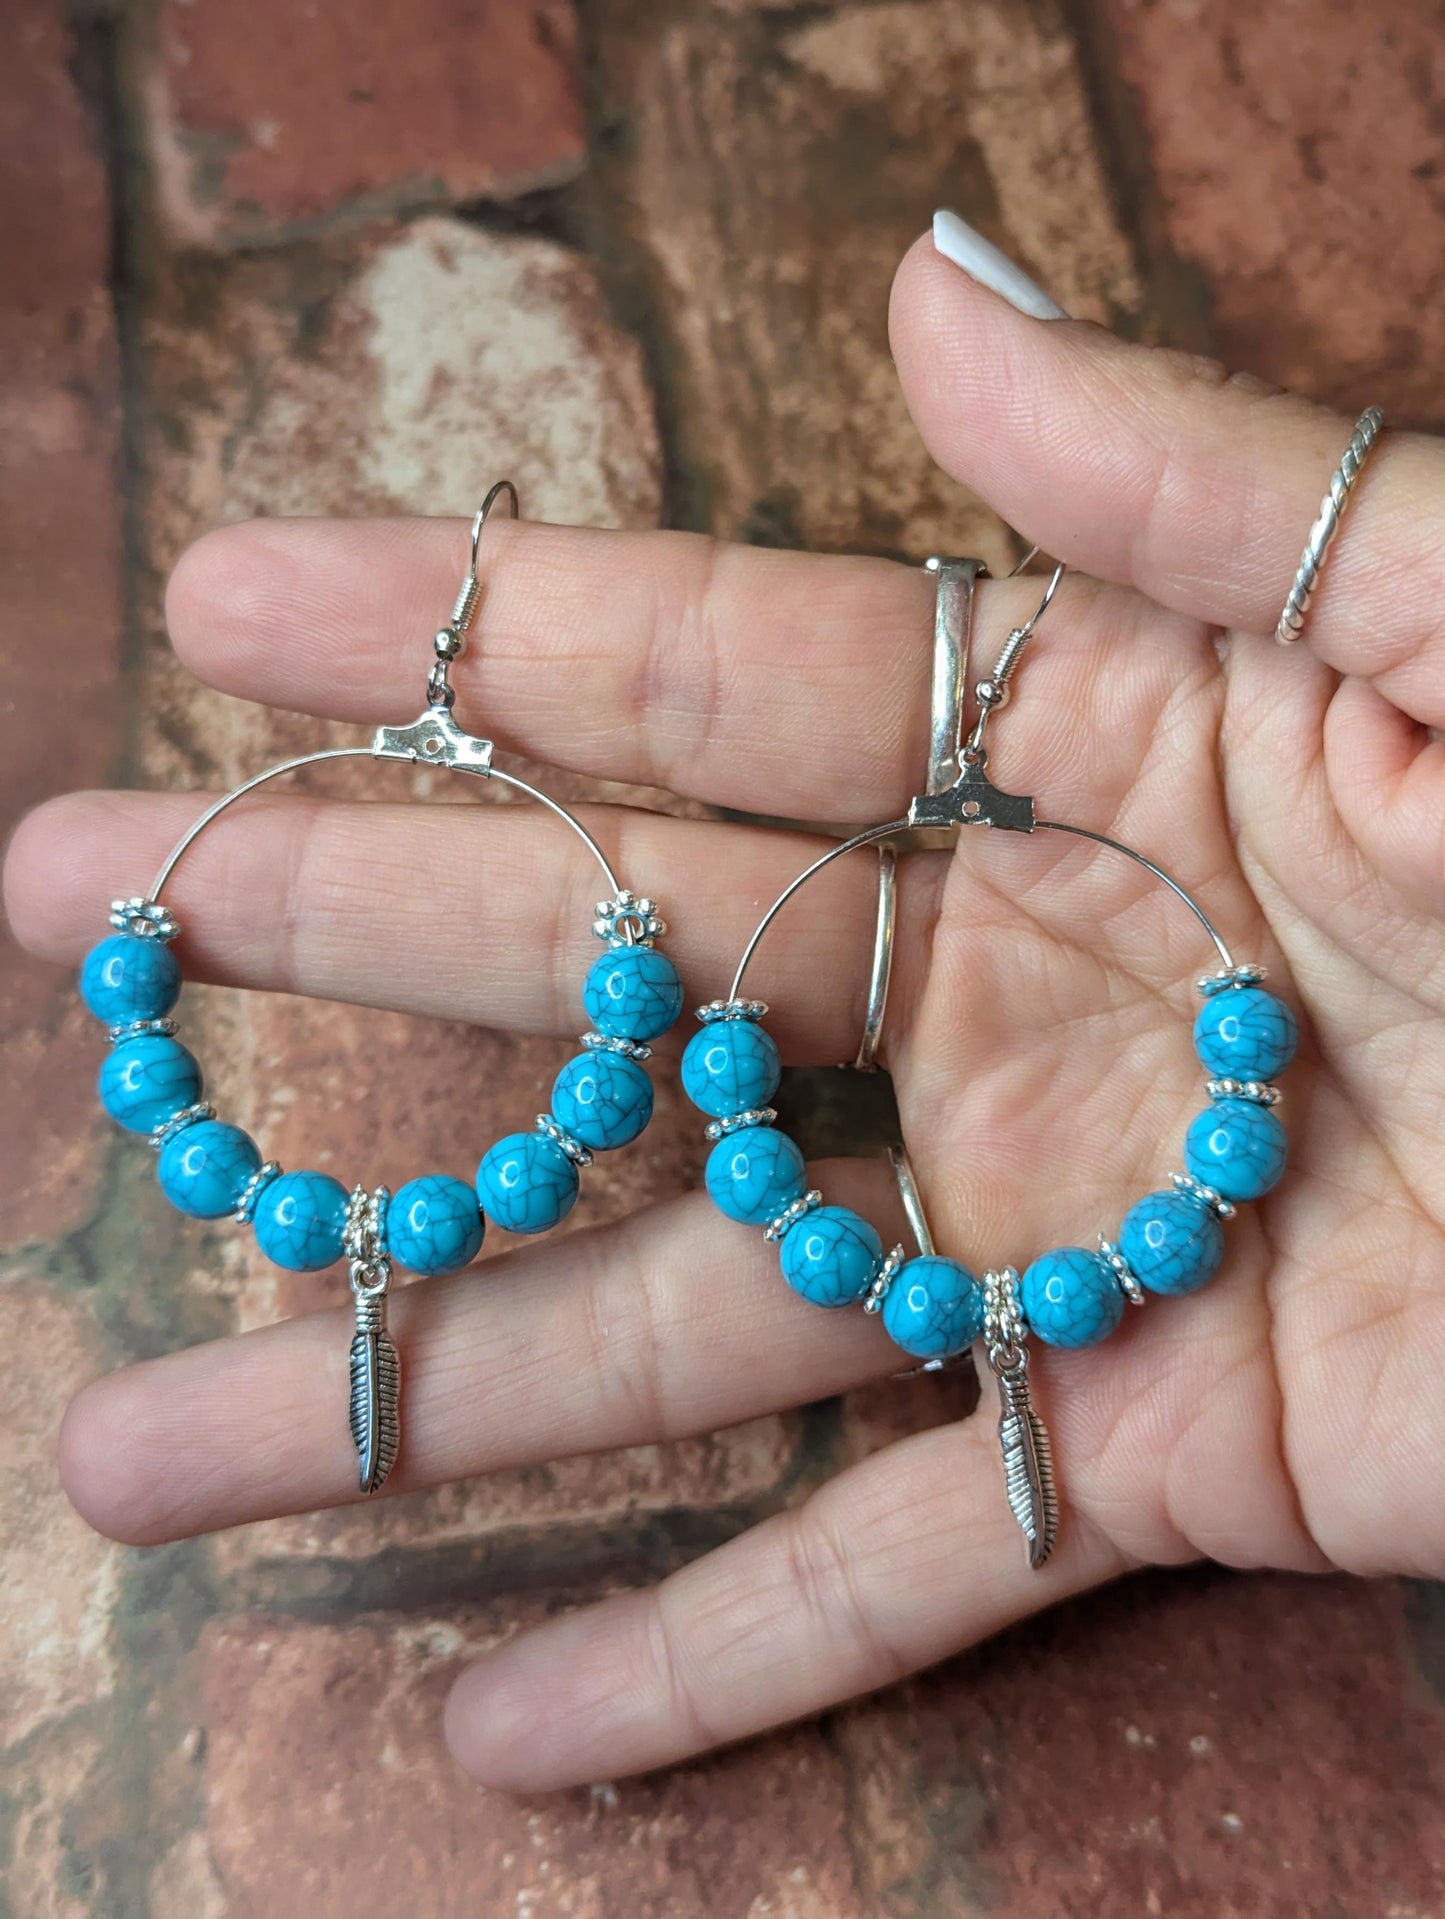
[932,210,1069,321]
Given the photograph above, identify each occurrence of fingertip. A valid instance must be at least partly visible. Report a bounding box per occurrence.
[165,517,294,695]
[442,1652,553,1791]
[4,791,126,961]
[59,1367,174,1547]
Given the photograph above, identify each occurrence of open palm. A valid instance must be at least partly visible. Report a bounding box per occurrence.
[7,236,1443,1789]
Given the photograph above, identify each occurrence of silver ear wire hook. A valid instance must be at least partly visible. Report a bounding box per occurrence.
[962,556,1065,766]
[428,478,520,709]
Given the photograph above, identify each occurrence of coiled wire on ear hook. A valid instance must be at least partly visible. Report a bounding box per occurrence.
[429,479,520,709]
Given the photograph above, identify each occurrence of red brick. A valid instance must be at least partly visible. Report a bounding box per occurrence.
[0,7,123,1243]
[0,1280,119,1748]
[198,1611,871,1916]
[148,0,586,247]
[1100,0,1445,414]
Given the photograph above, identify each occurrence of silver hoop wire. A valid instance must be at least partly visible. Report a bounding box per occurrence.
[728,811,1233,1009]
[149,748,625,904]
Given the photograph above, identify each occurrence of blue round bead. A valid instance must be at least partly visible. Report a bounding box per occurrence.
[98,1034,202,1134]
[385,1175,484,1276]
[704,1126,806,1226]
[551,1051,654,1151]
[477,1132,580,1235]
[681,1020,781,1120]
[1118,1188,1224,1297]
[253,1170,349,1272]
[1184,1097,1288,1202]
[779,1205,883,1308]
[1020,1247,1125,1349]
[881,1256,985,1359]
[1193,986,1298,1081]
[583,946,684,1042]
[157,1120,261,1219]
[80,932,181,1026]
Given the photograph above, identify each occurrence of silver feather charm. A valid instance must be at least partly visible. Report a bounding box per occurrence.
[996,1362,1058,1570]
[983,1268,1059,1570]
[349,1287,400,1495]
[345,1184,400,1495]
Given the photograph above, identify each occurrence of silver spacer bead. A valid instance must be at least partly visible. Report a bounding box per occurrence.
[1206,1077,1281,1106]
[536,1114,594,1168]
[704,1106,777,1143]
[232,1160,281,1223]
[695,998,769,1024]
[1098,1237,1146,1307]
[982,1266,1028,1360]
[862,1243,907,1314]
[107,1016,179,1045]
[593,889,666,947]
[148,1102,214,1151]
[1171,1171,1236,1220]
[580,1030,653,1062]
[345,1182,392,1272]
[763,1189,822,1243]
[1196,962,1266,998]
[109,897,180,942]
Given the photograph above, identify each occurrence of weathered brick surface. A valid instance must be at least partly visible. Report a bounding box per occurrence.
[0,7,123,1244]
[193,1612,870,1917]
[0,1278,119,1747]
[1097,0,1445,417]
[611,0,1141,553]
[148,0,586,247]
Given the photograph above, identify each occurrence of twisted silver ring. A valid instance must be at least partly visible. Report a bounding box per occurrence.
[1274,407,1384,645]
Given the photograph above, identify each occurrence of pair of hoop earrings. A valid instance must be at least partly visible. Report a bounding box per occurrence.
[77,485,1297,1560]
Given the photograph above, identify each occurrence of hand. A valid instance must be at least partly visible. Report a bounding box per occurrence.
[8,229,1444,1792]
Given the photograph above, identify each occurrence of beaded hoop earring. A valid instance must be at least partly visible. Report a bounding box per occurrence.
[683,555,1297,1568]
[79,485,684,1492]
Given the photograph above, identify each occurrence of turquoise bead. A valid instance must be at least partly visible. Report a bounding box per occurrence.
[551,1051,654,1151]
[583,946,684,1042]
[704,1125,806,1226]
[1118,1188,1224,1297]
[681,1020,781,1119]
[1194,986,1298,1081]
[477,1132,580,1234]
[80,932,181,1026]
[98,1034,202,1134]
[253,1170,349,1272]
[157,1120,261,1219]
[881,1256,985,1359]
[780,1206,883,1308]
[385,1175,484,1276]
[1184,1097,1288,1202]
[1020,1247,1125,1349]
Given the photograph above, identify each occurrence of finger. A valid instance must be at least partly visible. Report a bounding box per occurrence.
[5,789,910,1061]
[166,515,955,818]
[443,1410,1128,1788]
[57,1167,906,1547]
[890,232,1445,724]
[165,518,1094,819]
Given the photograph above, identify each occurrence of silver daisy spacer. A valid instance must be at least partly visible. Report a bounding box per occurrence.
[862,1243,907,1314]
[1195,962,1266,998]
[704,1107,777,1143]
[1171,1171,1236,1220]
[233,1161,281,1224]
[593,889,667,946]
[1205,1077,1280,1106]
[535,1114,594,1168]
[1098,1236,1146,1307]
[695,998,769,1025]
[110,896,180,942]
[148,1102,215,1152]
[763,1189,822,1243]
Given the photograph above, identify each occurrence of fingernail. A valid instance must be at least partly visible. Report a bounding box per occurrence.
[932,210,1069,321]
